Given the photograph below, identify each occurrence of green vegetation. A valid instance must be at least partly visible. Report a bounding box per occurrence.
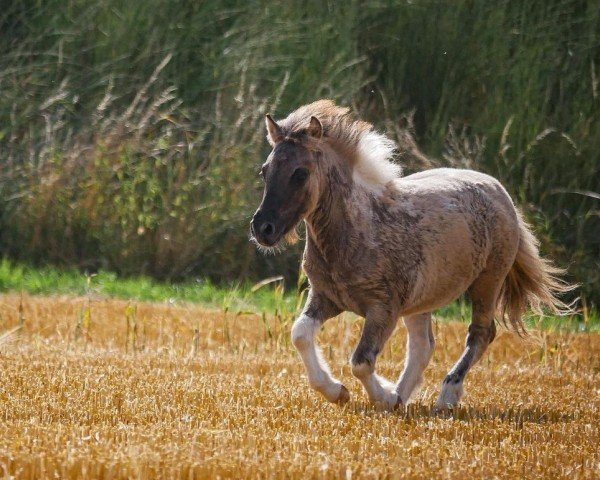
[0,259,298,314]
[0,260,597,331]
[0,1,598,304]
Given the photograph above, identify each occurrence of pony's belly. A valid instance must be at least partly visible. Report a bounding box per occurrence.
[401,243,489,315]
[400,281,472,316]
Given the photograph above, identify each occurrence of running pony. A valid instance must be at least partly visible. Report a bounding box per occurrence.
[250,100,572,409]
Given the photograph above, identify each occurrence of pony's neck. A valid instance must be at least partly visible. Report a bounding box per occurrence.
[304,148,363,261]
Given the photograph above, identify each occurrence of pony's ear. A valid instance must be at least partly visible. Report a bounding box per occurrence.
[306,116,323,140]
[265,114,284,145]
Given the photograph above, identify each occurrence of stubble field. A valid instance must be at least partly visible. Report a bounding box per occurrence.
[0,293,598,479]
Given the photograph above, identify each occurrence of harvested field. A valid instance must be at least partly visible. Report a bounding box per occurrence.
[0,293,598,479]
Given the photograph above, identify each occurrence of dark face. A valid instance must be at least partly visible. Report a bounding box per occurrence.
[251,141,319,247]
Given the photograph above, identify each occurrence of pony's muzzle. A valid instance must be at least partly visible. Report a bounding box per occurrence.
[251,211,279,246]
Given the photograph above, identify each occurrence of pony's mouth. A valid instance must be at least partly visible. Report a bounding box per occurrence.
[254,233,282,248]
[250,220,299,250]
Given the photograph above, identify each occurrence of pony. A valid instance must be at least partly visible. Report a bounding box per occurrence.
[250,100,573,410]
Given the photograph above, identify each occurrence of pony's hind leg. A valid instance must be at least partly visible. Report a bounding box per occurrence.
[291,291,348,404]
[435,273,501,410]
[395,313,435,404]
[350,305,400,410]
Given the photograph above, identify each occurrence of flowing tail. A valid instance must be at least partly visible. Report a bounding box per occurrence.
[497,212,577,335]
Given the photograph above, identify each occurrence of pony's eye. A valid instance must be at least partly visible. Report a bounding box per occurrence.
[291,168,309,185]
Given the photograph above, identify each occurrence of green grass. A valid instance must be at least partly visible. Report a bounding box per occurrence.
[434,299,599,333]
[0,259,298,316]
[0,259,596,332]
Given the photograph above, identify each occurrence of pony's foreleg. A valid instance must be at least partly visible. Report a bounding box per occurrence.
[291,293,348,404]
[350,306,399,409]
[395,313,435,404]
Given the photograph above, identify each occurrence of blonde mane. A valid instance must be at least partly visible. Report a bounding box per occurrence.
[277,100,402,186]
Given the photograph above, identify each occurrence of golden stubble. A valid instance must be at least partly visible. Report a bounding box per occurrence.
[0,293,598,479]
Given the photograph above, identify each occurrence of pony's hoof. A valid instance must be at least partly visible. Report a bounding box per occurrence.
[433,398,460,413]
[432,402,450,414]
[335,384,350,405]
[384,393,403,411]
[435,381,463,411]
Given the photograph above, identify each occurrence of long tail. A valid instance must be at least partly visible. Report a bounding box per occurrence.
[497,211,577,335]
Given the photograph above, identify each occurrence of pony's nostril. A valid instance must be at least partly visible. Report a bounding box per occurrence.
[260,222,274,236]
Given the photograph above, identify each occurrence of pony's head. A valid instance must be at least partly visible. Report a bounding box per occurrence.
[251,99,401,248]
[250,114,323,248]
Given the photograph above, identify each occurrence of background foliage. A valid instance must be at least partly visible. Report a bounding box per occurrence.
[0,0,598,304]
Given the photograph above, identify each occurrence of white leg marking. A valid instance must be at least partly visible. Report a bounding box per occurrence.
[395,313,434,404]
[291,315,347,403]
[351,363,399,410]
[435,381,464,409]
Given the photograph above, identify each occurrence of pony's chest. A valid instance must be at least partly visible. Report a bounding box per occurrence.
[303,252,384,316]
